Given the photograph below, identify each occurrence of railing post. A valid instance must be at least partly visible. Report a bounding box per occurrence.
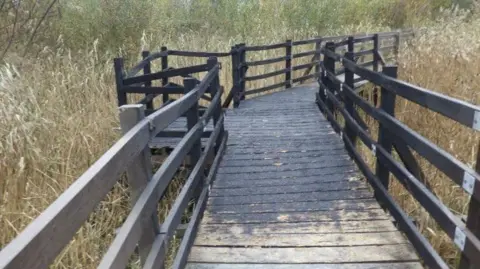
[142,51,154,110]
[239,43,247,100]
[344,51,357,145]
[231,45,240,108]
[285,39,292,88]
[373,34,379,72]
[119,104,159,265]
[394,32,400,64]
[324,42,336,113]
[375,65,398,193]
[347,36,354,55]
[314,38,322,77]
[459,141,480,269]
[207,57,224,153]
[161,46,169,103]
[114,58,127,106]
[184,77,202,169]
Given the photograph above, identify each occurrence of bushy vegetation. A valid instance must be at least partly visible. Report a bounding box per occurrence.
[1,0,479,267]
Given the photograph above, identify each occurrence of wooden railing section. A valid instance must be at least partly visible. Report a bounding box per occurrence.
[0,57,227,269]
[317,42,480,269]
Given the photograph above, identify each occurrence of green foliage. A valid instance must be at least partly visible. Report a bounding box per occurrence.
[47,0,462,54]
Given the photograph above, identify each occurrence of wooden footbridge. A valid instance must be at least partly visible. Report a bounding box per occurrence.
[2,31,480,269]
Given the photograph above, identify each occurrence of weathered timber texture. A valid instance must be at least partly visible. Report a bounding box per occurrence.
[186,84,422,268]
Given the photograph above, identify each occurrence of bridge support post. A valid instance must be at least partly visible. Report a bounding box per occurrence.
[231,45,240,108]
[394,32,400,64]
[324,42,336,113]
[161,46,169,103]
[142,51,154,110]
[375,66,397,195]
[373,34,379,73]
[347,36,354,55]
[119,104,160,265]
[459,141,480,269]
[239,43,247,100]
[114,58,127,107]
[314,38,322,85]
[285,39,292,88]
[208,57,224,154]
[184,77,203,185]
[343,51,357,145]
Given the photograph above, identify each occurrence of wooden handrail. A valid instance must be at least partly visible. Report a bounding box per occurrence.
[0,57,227,269]
[318,43,480,269]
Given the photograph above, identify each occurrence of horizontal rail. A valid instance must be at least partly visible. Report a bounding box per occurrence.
[342,58,480,130]
[334,39,349,47]
[328,83,480,264]
[292,71,320,84]
[120,85,185,94]
[123,64,211,85]
[379,45,396,52]
[292,61,319,71]
[245,81,289,96]
[244,42,287,51]
[354,35,375,43]
[168,50,231,57]
[291,37,322,46]
[170,131,228,269]
[354,49,375,57]
[316,92,449,269]
[245,55,288,67]
[126,51,168,78]
[244,68,288,81]
[292,49,319,59]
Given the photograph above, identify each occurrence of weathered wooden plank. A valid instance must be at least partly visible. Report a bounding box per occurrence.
[213,173,361,189]
[217,159,353,174]
[215,166,357,181]
[220,149,347,161]
[208,189,373,205]
[197,220,400,235]
[221,144,346,155]
[206,199,380,214]
[188,245,419,263]
[186,263,423,269]
[202,209,389,224]
[219,154,349,167]
[209,181,366,196]
[194,231,408,247]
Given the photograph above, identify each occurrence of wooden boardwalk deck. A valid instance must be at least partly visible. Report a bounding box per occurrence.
[185,84,422,268]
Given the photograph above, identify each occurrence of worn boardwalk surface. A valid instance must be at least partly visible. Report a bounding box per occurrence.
[184,84,422,268]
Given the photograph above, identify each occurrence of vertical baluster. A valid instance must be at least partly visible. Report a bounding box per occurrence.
[161,46,169,103]
[114,58,127,106]
[285,39,292,88]
[375,66,398,195]
[142,51,154,110]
